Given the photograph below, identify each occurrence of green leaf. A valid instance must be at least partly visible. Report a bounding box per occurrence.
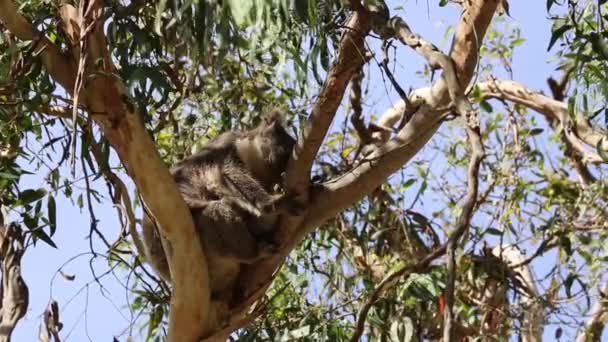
[48,195,57,236]
[529,128,544,136]
[400,178,416,191]
[559,235,572,257]
[589,33,608,61]
[511,38,525,47]
[547,24,573,51]
[229,0,253,26]
[480,100,493,113]
[485,228,503,236]
[148,304,164,337]
[76,194,83,209]
[19,189,46,205]
[0,171,20,180]
[564,273,577,298]
[294,0,309,22]
[32,229,58,249]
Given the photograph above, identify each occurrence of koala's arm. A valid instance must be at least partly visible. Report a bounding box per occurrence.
[141,214,172,283]
[194,199,276,264]
[219,163,276,217]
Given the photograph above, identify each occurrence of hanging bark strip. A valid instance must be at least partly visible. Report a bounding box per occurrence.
[0,224,29,342]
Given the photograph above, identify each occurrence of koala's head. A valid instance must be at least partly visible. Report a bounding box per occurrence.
[253,108,296,174]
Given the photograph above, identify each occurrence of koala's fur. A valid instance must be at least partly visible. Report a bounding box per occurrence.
[141,109,297,301]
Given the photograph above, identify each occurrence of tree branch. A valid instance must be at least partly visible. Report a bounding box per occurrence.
[285,10,372,198]
[477,78,608,163]
[0,224,28,342]
[576,283,608,342]
[325,3,501,336]
[304,0,499,238]
[546,69,597,185]
[38,300,62,342]
[491,245,544,342]
[0,0,77,91]
[444,115,484,341]
[234,7,373,321]
[1,1,210,340]
[350,240,449,342]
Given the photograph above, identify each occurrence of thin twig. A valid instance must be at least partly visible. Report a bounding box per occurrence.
[443,114,484,341]
[350,241,448,342]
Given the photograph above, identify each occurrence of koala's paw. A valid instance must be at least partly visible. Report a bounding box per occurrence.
[260,200,277,215]
[266,193,306,216]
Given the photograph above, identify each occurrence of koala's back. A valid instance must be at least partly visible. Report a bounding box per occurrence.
[170,132,243,202]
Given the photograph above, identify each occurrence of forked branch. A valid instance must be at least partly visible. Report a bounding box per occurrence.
[477,78,608,163]
[0,1,209,340]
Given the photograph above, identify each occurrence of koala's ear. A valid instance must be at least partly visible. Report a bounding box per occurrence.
[262,107,286,125]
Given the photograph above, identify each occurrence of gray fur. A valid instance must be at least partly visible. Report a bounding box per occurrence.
[141,109,297,300]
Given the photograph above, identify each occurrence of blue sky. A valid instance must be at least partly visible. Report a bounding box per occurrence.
[10,1,561,341]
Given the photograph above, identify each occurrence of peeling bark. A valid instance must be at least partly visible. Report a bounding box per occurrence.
[0,1,209,340]
[227,0,501,337]
[38,300,62,342]
[477,79,608,163]
[576,283,608,342]
[0,224,28,342]
[0,0,511,340]
[492,245,544,342]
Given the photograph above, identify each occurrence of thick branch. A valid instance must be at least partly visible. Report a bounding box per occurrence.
[85,82,210,341]
[0,0,76,91]
[477,79,608,163]
[285,11,372,197]
[1,1,210,340]
[305,0,499,235]
[576,283,608,342]
[0,224,28,342]
[233,8,373,320]
[491,245,544,342]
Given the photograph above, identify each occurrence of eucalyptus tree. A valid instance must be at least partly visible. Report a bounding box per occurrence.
[0,0,607,341]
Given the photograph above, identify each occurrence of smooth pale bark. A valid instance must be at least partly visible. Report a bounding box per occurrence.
[478,79,608,162]
[0,1,210,340]
[492,245,544,342]
[230,0,501,336]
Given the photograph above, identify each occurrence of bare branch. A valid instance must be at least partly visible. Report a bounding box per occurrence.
[444,114,484,341]
[285,10,372,198]
[491,245,544,342]
[576,283,608,342]
[303,0,501,237]
[477,78,608,163]
[388,16,471,116]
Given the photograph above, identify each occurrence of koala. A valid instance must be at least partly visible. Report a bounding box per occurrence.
[141,109,299,301]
